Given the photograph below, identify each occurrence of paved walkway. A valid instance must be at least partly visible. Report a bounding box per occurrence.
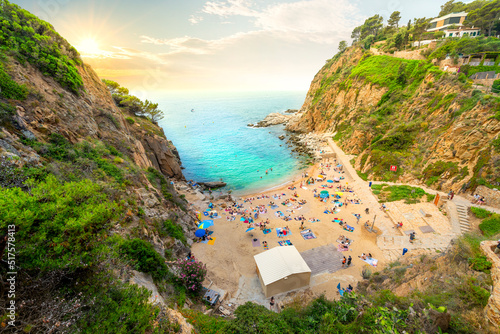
[322,138,497,262]
[300,244,343,275]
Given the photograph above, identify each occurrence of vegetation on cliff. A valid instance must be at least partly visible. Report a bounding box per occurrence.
[0,0,83,94]
[301,40,500,191]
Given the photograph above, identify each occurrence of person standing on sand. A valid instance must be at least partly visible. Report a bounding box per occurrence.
[341,256,346,268]
[270,297,275,310]
[347,255,352,267]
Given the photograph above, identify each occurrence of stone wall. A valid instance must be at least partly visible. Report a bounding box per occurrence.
[480,240,500,328]
[471,186,500,209]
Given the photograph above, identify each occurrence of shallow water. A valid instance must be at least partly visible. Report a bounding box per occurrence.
[154,91,307,195]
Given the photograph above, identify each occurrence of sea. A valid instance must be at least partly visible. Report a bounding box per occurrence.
[154,90,308,196]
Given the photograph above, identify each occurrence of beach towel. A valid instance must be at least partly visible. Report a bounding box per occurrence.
[207,237,216,246]
[278,240,293,246]
[252,238,261,247]
[333,219,343,223]
[203,212,209,216]
[263,228,272,235]
[337,283,344,297]
[342,225,355,232]
[270,205,279,210]
[337,244,349,252]
[361,257,378,267]
[276,228,291,237]
[300,229,317,240]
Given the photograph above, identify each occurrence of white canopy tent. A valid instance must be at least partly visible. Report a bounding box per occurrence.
[254,245,311,297]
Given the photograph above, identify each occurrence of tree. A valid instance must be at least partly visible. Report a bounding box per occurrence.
[394,32,404,49]
[142,100,164,124]
[466,0,500,36]
[439,0,466,16]
[388,11,401,29]
[351,26,361,43]
[410,18,429,46]
[338,40,347,53]
[360,14,384,40]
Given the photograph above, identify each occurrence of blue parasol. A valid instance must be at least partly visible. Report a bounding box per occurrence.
[195,229,206,237]
[245,227,255,233]
[327,180,334,183]
[198,220,214,229]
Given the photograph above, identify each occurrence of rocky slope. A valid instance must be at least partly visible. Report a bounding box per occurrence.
[4,59,183,180]
[287,47,500,194]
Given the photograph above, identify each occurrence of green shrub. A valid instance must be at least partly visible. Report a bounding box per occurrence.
[468,255,492,273]
[0,1,83,93]
[74,280,162,333]
[119,238,168,280]
[164,219,186,244]
[0,63,28,100]
[0,175,121,271]
[479,213,500,237]
[126,117,135,124]
[470,207,493,219]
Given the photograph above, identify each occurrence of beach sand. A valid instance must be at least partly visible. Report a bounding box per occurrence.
[191,141,388,308]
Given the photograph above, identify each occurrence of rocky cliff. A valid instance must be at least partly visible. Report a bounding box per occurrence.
[4,58,183,180]
[288,47,500,194]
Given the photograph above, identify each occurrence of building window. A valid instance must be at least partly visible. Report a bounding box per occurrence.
[429,22,437,29]
[449,33,453,37]
[472,32,476,36]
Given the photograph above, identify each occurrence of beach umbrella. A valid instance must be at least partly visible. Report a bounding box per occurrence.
[327,180,334,183]
[195,229,206,237]
[320,190,329,194]
[335,192,344,196]
[240,217,246,222]
[320,193,329,199]
[245,227,255,233]
[198,220,214,229]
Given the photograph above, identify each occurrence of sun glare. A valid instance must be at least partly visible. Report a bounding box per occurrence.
[77,38,101,56]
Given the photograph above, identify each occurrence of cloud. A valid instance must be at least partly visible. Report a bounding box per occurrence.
[139,32,257,55]
[189,15,204,24]
[201,0,361,44]
[203,0,257,17]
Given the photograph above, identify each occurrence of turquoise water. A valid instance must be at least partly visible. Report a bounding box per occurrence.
[154,91,307,195]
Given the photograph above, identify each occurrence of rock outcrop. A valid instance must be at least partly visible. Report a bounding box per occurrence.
[288,46,500,196]
[1,58,183,180]
[481,240,500,328]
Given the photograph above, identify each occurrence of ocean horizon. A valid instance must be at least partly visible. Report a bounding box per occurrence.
[154,90,308,195]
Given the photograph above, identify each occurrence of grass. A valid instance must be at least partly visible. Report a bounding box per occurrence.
[470,207,493,219]
[479,214,500,237]
[372,184,432,204]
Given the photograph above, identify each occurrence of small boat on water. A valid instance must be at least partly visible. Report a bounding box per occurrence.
[191,109,195,112]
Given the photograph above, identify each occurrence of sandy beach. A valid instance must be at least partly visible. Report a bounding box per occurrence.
[190,139,388,309]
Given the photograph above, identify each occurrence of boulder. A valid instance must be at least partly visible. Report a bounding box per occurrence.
[253,113,293,127]
[199,181,227,189]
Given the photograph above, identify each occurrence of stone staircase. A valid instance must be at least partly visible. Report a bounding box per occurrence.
[455,203,471,233]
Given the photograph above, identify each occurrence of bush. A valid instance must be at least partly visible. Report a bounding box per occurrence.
[0,2,83,93]
[120,238,168,280]
[164,219,186,244]
[125,117,135,124]
[470,207,493,219]
[468,255,492,273]
[174,258,207,293]
[0,63,28,100]
[0,175,121,271]
[479,213,500,237]
[74,280,162,333]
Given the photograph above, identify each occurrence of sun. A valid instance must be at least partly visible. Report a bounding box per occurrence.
[77,38,101,56]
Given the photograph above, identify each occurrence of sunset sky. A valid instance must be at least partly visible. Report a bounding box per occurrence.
[12,0,446,93]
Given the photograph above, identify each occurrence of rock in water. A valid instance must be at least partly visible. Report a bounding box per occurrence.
[199,181,227,189]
